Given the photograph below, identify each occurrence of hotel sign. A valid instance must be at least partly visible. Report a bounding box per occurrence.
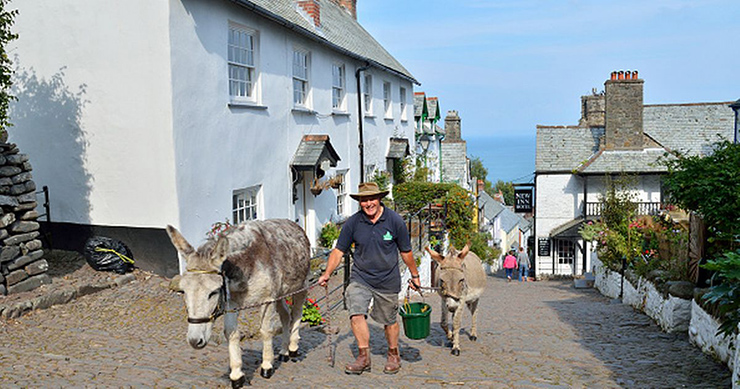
[514,188,533,213]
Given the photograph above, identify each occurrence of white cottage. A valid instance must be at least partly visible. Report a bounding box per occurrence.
[9,0,418,275]
[534,71,734,278]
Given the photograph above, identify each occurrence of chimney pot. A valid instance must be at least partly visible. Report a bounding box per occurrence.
[632,70,638,79]
[618,70,624,80]
[611,71,617,80]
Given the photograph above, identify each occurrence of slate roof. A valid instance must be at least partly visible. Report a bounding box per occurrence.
[536,102,735,174]
[291,135,340,171]
[387,138,410,159]
[427,97,440,121]
[414,92,427,119]
[499,207,522,234]
[479,191,505,221]
[231,0,417,84]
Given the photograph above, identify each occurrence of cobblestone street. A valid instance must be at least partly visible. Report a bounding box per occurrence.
[0,268,731,388]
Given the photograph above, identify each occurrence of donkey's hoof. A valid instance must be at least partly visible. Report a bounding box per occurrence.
[260,367,274,379]
[470,335,478,342]
[289,350,300,359]
[278,354,290,362]
[231,375,247,389]
[451,349,460,356]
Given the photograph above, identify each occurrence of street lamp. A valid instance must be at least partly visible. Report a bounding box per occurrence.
[418,136,431,153]
[730,99,740,144]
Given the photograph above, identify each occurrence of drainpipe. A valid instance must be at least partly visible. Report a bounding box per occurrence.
[582,174,588,275]
[356,62,371,181]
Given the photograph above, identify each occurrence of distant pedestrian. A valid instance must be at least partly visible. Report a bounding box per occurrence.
[503,250,517,282]
[517,246,531,282]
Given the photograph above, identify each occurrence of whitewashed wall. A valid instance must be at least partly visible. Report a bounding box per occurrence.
[170,0,414,245]
[535,174,584,275]
[10,0,415,249]
[10,0,179,227]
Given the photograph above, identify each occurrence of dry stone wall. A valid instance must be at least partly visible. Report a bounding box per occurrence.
[0,143,48,295]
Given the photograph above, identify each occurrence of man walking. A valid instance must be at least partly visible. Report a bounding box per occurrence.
[318,182,421,375]
[517,246,531,282]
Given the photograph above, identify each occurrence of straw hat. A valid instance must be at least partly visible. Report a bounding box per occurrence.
[349,182,389,201]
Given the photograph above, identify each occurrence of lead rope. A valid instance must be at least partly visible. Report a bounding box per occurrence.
[323,284,335,367]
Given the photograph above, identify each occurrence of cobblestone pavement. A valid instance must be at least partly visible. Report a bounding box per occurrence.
[0,267,731,388]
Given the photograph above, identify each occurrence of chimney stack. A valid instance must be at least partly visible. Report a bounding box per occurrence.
[297,0,321,27]
[331,0,357,19]
[477,179,485,195]
[444,110,462,141]
[604,70,644,150]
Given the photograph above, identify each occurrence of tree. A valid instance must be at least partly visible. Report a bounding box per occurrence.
[493,180,515,205]
[662,140,740,253]
[0,1,17,135]
[469,155,493,194]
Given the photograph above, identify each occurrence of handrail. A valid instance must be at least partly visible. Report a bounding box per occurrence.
[585,201,662,217]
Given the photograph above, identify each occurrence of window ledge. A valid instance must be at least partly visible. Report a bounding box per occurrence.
[229,101,267,109]
[332,110,350,117]
[383,116,394,121]
[363,114,376,119]
[292,106,317,115]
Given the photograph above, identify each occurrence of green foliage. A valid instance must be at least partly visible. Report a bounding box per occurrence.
[444,185,476,249]
[493,180,515,206]
[393,181,455,214]
[392,156,413,184]
[301,298,323,326]
[701,247,740,337]
[370,170,391,191]
[412,157,430,182]
[0,1,16,132]
[662,141,740,253]
[469,232,501,265]
[318,222,340,248]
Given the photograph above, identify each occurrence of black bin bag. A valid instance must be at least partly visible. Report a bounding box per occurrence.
[83,236,135,274]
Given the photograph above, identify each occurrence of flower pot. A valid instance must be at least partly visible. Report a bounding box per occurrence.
[310,187,322,196]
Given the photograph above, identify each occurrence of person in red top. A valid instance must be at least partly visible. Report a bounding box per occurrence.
[503,250,518,282]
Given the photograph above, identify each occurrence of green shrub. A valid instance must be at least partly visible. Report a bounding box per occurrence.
[701,247,740,337]
[469,232,500,265]
[393,181,454,214]
[318,222,340,248]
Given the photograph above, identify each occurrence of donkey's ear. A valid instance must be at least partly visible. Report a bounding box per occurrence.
[458,243,470,260]
[211,236,230,268]
[166,225,195,255]
[425,246,445,263]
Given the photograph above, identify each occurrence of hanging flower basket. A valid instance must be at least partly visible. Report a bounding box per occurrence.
[310,187,322,196]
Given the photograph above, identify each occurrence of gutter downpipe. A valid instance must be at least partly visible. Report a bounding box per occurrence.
[356,62,371,182]
[582,174,588,275]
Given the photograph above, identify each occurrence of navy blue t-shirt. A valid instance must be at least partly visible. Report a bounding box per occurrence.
[335,206,412,293]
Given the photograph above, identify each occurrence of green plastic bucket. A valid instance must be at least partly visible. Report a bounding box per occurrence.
[399,302,431,339]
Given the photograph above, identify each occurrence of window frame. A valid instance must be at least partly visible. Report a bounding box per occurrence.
[332,63,346,111]
[292,48,310,107]
[383,81,392,118]
[335,170,348,216]
[232,185,262,223]
[363,74,373,115]
[555,239,575,264]
[228,23,258,103]
[399,86,407,121]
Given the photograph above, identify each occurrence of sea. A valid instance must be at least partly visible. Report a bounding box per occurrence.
[465,134,536,185]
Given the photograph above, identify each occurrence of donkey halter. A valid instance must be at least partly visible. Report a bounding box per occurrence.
[185,269,229,324]
[437,265,465,297]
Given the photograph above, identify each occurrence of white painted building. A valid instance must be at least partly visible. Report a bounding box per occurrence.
[9,0,418,275]
[534,71,734,278]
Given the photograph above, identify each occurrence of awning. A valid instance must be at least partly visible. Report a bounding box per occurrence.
[387,138,410,159]
[549,217,585,238]
[291,135,340,175]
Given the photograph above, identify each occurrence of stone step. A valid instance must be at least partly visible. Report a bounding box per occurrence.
[574,278,594,289]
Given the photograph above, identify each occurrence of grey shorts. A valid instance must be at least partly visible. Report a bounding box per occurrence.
[345,281,398,325]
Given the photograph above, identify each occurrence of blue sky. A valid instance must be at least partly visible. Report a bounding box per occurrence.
[357,0,740,182]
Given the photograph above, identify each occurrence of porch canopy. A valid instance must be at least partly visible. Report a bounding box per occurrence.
[549,217,585,239]
[291,134,340,177]
[387,137,410,159]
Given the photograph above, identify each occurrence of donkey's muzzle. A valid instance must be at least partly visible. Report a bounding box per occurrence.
[189,337,208,349]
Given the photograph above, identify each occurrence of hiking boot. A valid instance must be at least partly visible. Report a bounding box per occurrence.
[345,347,371,375]
[383,347,401,374]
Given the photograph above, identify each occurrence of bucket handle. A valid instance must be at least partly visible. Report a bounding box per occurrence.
[402,284,429,314]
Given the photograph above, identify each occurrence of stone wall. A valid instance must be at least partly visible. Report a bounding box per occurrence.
[604,78,644,150]
[688,300,734,368]
[0,143,48,295]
